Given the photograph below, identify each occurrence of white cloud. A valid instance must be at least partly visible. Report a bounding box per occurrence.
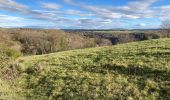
[61,0,162,20]
[128,0,158,10]
[0,14,26,27]
[0,0,29,14]
[64,9,94,16]
[136,23,147,27]
[62,0,76,5]
[41,2,61,10]
[0,0,170,29]
[0,0,28,9]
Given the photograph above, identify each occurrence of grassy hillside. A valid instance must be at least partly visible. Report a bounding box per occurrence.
[0,44,21,99]
[0,28,112,55]
[0,44,21,68]
[17,38,170,99]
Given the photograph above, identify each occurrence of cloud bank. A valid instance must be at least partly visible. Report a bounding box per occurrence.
[0,0,169,29]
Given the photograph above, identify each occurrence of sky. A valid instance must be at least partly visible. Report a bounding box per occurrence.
[0,0,170,29]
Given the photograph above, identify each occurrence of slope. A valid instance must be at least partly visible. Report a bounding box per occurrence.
[17,38,170,99]
[0,44,21,99]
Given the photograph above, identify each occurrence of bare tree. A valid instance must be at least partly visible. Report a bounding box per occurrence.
[161,20,170,37]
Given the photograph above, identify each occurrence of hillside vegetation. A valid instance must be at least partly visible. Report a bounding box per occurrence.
[0,44,21,99]
[68,30,170,44]
[17,38,170,99]
[0,28,21,50]
[0,28,112,55]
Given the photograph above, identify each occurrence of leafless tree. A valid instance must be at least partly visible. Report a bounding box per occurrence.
[161,20,170,37]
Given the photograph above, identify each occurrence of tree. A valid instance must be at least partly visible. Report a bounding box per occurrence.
[161,20,170,37]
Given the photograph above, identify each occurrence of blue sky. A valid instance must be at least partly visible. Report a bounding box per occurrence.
[0,0,170,29]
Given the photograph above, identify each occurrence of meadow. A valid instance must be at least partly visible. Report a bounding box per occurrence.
[0,28,169,99]
[15,38,170,99]
[0,0,170,99]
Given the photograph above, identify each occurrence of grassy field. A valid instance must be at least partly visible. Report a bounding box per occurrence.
[16,38,170,99]
[0,44,21,99]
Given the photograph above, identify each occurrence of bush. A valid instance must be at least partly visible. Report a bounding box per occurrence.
[5,48,21,59]
[67,34,96,49]
[95,38,112,46]
[14,30,69,55]
[13,29,111,55]
[0,44,21,68]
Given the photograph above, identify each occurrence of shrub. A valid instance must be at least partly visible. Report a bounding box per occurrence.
[0,44,21,68]
[5,48,21,59]
[95,38,112,46]
[13,29,103,55]
[14,30,69,55]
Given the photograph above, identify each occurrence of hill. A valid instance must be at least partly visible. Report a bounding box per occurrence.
[0,44,21,99]
[17,38,170,99]
[0,28,112,55]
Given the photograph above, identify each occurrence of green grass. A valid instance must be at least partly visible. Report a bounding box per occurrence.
[0,44,22,100]
[12,38,170,99]
[0,44,21,68]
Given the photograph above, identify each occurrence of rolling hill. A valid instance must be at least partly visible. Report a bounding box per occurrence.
[0,44,21,99]
[16,38,170,99]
